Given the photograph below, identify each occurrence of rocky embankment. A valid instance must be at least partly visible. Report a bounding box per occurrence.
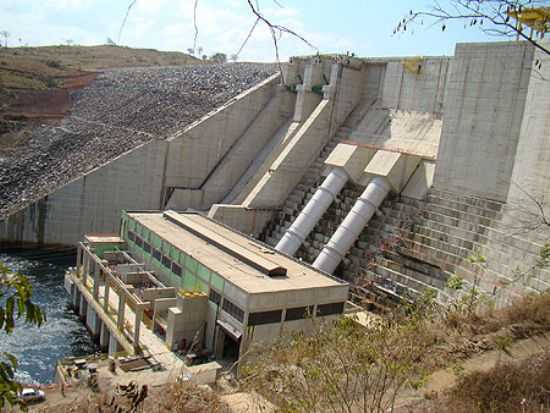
[0,63,276,218]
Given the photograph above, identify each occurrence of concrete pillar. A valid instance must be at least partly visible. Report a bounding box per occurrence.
[103,282,110,313]
[108,334,121,356]
[313,176,392,274]
[133,308,142,349]
[93,264,100,300]
[82,252,88,287]
[76,246,82,274]
[79,294,88,320]
[117,294,126,330]
[72,289,80,312]
[100,321,110,350]
[87,307,100,336]
[293,60,323,122]
[276,167,349,256]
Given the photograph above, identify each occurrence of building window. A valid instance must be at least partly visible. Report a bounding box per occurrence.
[172,262,182,277]
[152,248,161,261]
[143,242,151,254]
[316,302,345,317]
[285,306,314,321]
[209,289,221,305]
[161,255,172,269]
[222,298,244,322]
[128,230,136,243]
[248,310,282,326]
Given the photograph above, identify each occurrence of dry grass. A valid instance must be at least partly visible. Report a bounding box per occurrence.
[0,45,200,90]
[444,352,550,413]
[415,291,550,372]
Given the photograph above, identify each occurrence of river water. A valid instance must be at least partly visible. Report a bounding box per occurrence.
[0,252,99,384]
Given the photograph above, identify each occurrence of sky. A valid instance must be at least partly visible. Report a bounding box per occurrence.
[0,0,497,61]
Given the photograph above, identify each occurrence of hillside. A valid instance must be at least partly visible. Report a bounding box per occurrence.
[0,45,200,90]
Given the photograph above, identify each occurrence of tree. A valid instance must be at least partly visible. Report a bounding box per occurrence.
[0,31,9,48]
[106,37,117,46]
[0,262,44,409]
[241,314,432,413]
[198,46,203,56]
[187,47,195,56]
[396,1,550,56]
[210,52,227,63]
[65,39,74,46]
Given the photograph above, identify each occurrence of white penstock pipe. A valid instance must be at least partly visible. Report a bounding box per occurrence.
[313,176,391,274]
[275,167,349,256]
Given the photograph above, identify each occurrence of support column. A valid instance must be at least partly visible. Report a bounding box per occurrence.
[100,321,109,350]
[93,264,100,300]
[82,252,88,287]
[87,307,100,336]
[72,289,81,312]
[117,294,126,331]
[313,176,392,274]
[108,335,121,356]
[76,246,82,273]
[103,282,110,313]
[79,294,88,320]
[133,308,142,349]
[276,167,349,256]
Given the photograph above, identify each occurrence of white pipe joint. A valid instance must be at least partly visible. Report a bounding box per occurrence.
[313,176,392,274]
[276,167,349,256]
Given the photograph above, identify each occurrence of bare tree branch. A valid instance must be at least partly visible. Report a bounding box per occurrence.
[396,0,550,56]
[118,0,138,44]
[192,0,199,55]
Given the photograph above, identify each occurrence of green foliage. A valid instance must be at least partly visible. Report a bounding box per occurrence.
[446,275,464,291]
[538,243,550,269]
[210,52,227,64]
[241,314,432,413]
[0,261,44,409]
[45,60,61,69]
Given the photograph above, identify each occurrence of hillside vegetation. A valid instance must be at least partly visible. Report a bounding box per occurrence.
[0,45,199,90]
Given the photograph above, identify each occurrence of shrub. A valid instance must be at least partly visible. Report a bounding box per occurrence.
[45,60,62,69]
[447,352,550,413]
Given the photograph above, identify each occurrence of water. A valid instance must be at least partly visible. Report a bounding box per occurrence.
[0,252,99,384]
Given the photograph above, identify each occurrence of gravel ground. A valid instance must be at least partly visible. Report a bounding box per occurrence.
[0,63,276,218]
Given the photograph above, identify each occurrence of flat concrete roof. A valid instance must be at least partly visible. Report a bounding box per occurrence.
[127,211,347,295]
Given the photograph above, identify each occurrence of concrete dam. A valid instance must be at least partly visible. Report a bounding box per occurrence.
[3,40,550,307]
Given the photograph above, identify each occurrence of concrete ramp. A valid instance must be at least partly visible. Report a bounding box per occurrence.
[345,105,442,159]
[226,119,302,205]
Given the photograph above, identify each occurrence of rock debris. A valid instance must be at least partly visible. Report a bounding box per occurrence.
[0,63,276,218]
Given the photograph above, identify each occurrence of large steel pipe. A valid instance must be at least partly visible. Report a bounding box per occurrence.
[276,167,349,256]
[313,176,391,274]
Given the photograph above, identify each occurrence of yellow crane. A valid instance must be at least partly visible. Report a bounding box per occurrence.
[508,6,550,39]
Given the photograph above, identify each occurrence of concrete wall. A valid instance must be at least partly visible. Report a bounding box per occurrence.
[332,66,365,130]
[0,141,166,245]
[164,75,280,189]
[381,58,450,114]
[505,46,550,244]
[244,99,333,209]
[167,87,295,210]
[434,42,534,201]
[207,205,273,238]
